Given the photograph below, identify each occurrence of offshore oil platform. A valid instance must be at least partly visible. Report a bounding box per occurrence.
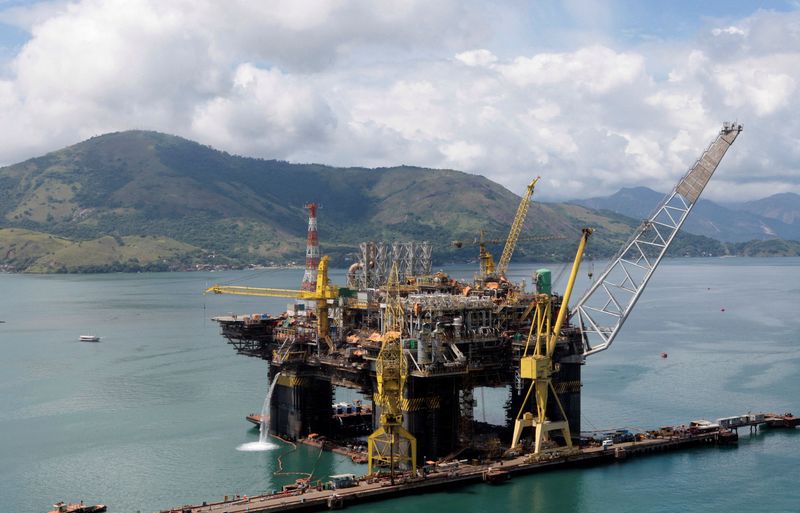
[206,122,744,475]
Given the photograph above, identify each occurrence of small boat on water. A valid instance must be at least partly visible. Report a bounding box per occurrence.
[79,335,100,342]
[246,413,267,426]
[48,501,107,513]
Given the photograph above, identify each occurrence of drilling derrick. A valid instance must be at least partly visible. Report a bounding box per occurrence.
[368,264,417,478]
[301,203,320,292]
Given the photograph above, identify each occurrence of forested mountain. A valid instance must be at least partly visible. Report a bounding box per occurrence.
[1,131,797,273]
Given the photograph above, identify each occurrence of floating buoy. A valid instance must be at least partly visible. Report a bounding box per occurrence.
[721,308,725,312]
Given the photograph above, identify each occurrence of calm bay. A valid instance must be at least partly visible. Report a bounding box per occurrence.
[1,257,799,512]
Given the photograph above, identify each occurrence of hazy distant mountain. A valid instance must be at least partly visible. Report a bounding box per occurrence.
[571,187,800,242]
[0,131,795,273]
[730,193,800,226]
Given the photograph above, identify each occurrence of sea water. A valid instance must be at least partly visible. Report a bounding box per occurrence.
[0,258,798,512]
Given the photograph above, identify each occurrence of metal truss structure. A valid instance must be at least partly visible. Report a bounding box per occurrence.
[572,122,743,357]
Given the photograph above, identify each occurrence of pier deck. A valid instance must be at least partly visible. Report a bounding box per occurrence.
[158,427,749,513]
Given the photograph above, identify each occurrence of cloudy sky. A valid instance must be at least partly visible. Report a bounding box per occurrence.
[0,0,798,201]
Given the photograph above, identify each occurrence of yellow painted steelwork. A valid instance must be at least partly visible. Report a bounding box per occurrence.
[368,264,417,477]
[497,176,540,277]
[205,256,338,347]
[204,285,304,298]
[511,228,592,454]
[453,229,563,281]
[480,246,496,278]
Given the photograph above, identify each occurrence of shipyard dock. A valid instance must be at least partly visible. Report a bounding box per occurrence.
[158,411,796,513]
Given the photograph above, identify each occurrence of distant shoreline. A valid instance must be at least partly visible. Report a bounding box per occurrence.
[14,254,800,276]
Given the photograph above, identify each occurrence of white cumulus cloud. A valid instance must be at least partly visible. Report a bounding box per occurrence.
[455,49,498,67]
[0,2,798,202]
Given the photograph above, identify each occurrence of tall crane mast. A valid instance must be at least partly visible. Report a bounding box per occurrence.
[511,228,592,453]
[497,176,540,277]
[572,122,743,357]
[512,122,742,456]
[368,263,417,479]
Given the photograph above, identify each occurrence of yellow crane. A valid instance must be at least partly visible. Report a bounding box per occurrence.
[452,230,497,278]
[452,229,564,280]
[511,228,592,455]
[367,263,417,479]
[205,256,339,350]
[497,176,540,277]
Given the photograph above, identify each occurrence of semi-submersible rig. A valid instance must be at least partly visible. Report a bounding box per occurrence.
[207,123,742,474]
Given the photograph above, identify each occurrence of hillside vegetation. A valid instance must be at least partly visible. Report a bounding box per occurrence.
[0,228,201,272]
[0,130,788,273]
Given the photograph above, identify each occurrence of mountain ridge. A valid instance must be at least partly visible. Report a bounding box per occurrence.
[1,130,798,272]
[571,186,800,242]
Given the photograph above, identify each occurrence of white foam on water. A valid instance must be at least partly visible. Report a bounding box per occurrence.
[237,372,281,452]
[236,441,278,452]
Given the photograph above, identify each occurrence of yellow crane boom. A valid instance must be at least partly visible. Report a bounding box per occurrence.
[497,176,540,277]
[205,256,338,350]
[511,228,592,454]
[205,256,337,301]
[205,285,304,299]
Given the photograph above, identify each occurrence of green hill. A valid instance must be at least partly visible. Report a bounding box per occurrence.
[0,228,202,273]
[0,130,737,273]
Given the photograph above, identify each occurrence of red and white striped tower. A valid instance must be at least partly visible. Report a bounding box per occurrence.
[300,203,319,291]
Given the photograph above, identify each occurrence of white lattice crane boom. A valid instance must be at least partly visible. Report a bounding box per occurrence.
[571,122,743,357]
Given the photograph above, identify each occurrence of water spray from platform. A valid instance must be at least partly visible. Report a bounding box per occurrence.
[237,372,281,452]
